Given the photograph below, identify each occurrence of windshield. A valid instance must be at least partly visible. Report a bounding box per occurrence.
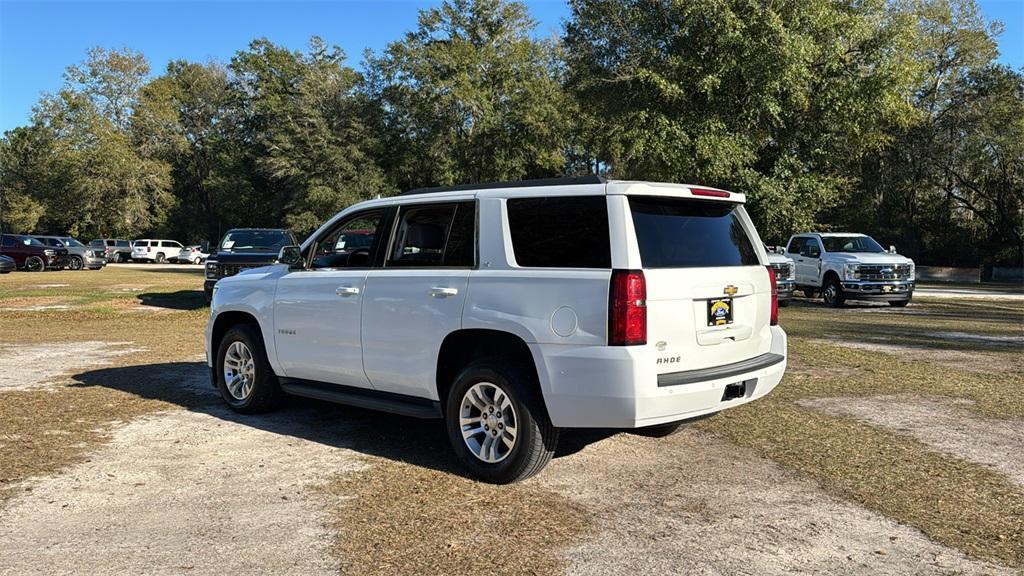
[821,235,884,253]
[219,230,293,252]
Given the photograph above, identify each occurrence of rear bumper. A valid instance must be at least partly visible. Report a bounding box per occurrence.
[533,326,787,428]
[841,280,914,300]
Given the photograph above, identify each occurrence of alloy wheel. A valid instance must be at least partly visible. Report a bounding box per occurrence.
[25,256,44,272]
[223,341,256,401]
[459,382,518,463]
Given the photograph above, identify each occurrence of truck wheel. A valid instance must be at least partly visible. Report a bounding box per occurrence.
[216,324,283,414]
[24,256,45,272]
[823,276,846,308]
[802,288,817,298]
[445,358,558,484]
[889,299,910,308]
[68,256,84,270]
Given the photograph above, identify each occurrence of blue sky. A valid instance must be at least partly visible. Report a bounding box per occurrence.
[1,0,1021,132]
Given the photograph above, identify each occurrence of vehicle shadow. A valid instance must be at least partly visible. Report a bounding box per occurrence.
[69,361,617,478]
[137,290,207,310]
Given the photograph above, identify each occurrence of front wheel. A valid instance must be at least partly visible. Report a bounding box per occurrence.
[823,277,846,308]
[68,256,84,270]
[445,358,557,484]
[216,324,283,414]
[24,256,45,272]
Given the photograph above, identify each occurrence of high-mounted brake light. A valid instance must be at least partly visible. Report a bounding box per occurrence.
[766,265,778,326]
[609,269,647,346]
[690,188,730,198]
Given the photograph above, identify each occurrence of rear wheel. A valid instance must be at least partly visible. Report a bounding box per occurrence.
[445,358,557,484]
[68,256,84,270]
[24,256,44,272]
[802,288,817,298]
[193,256,202,265]
[822,276,845,308]
[216,324,283,414]
[155,252,166,263]
[110,252,120,263]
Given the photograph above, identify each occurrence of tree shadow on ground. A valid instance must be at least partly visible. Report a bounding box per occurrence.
[137,290,207,310]
[70,361,618,479]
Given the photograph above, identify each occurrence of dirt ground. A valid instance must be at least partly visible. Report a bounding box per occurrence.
[0,268,1022,574]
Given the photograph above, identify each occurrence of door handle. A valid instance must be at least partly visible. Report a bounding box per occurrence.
[429,286,459,297]
[336,286,360,297]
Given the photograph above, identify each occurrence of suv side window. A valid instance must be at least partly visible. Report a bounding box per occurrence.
[507,196,610,268]
[386,201,475,268]
[2,236,14,247]
[116,240,129,247]
[310,209,386,270]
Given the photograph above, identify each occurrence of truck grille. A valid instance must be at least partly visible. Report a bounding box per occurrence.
[218,264,256,278]
[856,264,912,281]
[771,262,794,280]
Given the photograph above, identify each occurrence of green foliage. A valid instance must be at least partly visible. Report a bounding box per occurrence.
[364,0,569,189]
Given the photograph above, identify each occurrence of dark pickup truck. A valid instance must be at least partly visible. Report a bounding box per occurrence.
[204,228,298,301]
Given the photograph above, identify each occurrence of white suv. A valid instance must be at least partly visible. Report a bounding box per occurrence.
[204,177,787,483]
[132,239,184,263]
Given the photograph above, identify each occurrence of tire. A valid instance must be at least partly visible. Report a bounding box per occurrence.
[68,256,84,270]
[445,357,558,484]
[822,276,845,308]
[802,288,817,298]
[216,324,283,414]
[889,299,910,308]
[777,299,790,307]
[24,256,45,272]
[632,421,685,438]
[155,252,166,263]
[110,252,120,263]
[193,257,202,265]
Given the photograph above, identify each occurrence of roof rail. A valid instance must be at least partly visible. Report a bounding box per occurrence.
[400,175,606,196]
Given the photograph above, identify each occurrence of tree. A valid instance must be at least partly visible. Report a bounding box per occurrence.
[563,0,921,241]
[0,127,47,233]
[230,38,390,236]
[364,0,570,190]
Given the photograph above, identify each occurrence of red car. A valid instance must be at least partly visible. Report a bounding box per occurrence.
[0,234,68,271]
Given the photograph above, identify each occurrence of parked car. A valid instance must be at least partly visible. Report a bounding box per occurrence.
[764,246,795,306]
[0,234,68,271]
[205,176,787,483]
[131,239,185,263]
[178,245,209,265]
[34,236,106,270]
[0,254,14,274]
[785,232,915,307]
[203,228,298,301]
[89,238,132,263]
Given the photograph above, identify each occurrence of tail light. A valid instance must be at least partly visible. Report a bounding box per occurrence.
[609,269,647,346]
[147,246,151,252]
[766,265,778,326]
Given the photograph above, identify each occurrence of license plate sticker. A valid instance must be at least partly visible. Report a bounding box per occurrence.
[707,297,734,327]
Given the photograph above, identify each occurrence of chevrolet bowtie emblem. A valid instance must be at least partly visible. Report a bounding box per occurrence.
[723,285,738,296]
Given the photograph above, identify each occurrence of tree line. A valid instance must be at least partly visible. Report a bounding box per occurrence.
[1,0,1020,266]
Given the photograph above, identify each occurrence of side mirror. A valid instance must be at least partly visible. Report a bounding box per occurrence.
[888,245,897,254]
[277,245,303,267]
[200,240,210,254]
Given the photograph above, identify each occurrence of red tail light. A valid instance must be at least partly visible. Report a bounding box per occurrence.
[690,188,730,198]
[609,269,647,346]
[147,246,151,252]
[766,265,778,326]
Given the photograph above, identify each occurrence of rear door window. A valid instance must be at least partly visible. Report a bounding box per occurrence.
[507,196,610,268]
[628,196,758,268]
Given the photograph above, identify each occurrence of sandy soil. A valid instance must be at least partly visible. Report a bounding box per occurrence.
[0,341,146,391]
[541,430,1015,576]
[800,395,1024,487]
[0,401,364,576]
[808,338,1016,373]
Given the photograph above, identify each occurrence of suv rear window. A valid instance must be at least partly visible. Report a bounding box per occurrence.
[628,197,758,268]
[507,196,610,268]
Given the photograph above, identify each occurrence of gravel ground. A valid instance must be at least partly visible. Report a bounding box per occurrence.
[800,395,1024,486]
[541,430,1016,576]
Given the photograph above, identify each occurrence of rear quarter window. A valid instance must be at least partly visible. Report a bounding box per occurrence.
[628,196,758,268]
[507,196,610,268]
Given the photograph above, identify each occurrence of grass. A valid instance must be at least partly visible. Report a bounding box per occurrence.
[704,297,1024,567]
[1,267,1023,570]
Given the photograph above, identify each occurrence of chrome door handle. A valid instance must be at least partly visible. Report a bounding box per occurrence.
[429,287,458,297]
[336,286,360,297]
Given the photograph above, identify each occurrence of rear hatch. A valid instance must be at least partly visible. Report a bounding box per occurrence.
[627,196,771,373]
[132,242,148,256]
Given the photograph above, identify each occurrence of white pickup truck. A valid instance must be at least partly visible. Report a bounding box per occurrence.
[785,233,915,307]
[205,177,788,483]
